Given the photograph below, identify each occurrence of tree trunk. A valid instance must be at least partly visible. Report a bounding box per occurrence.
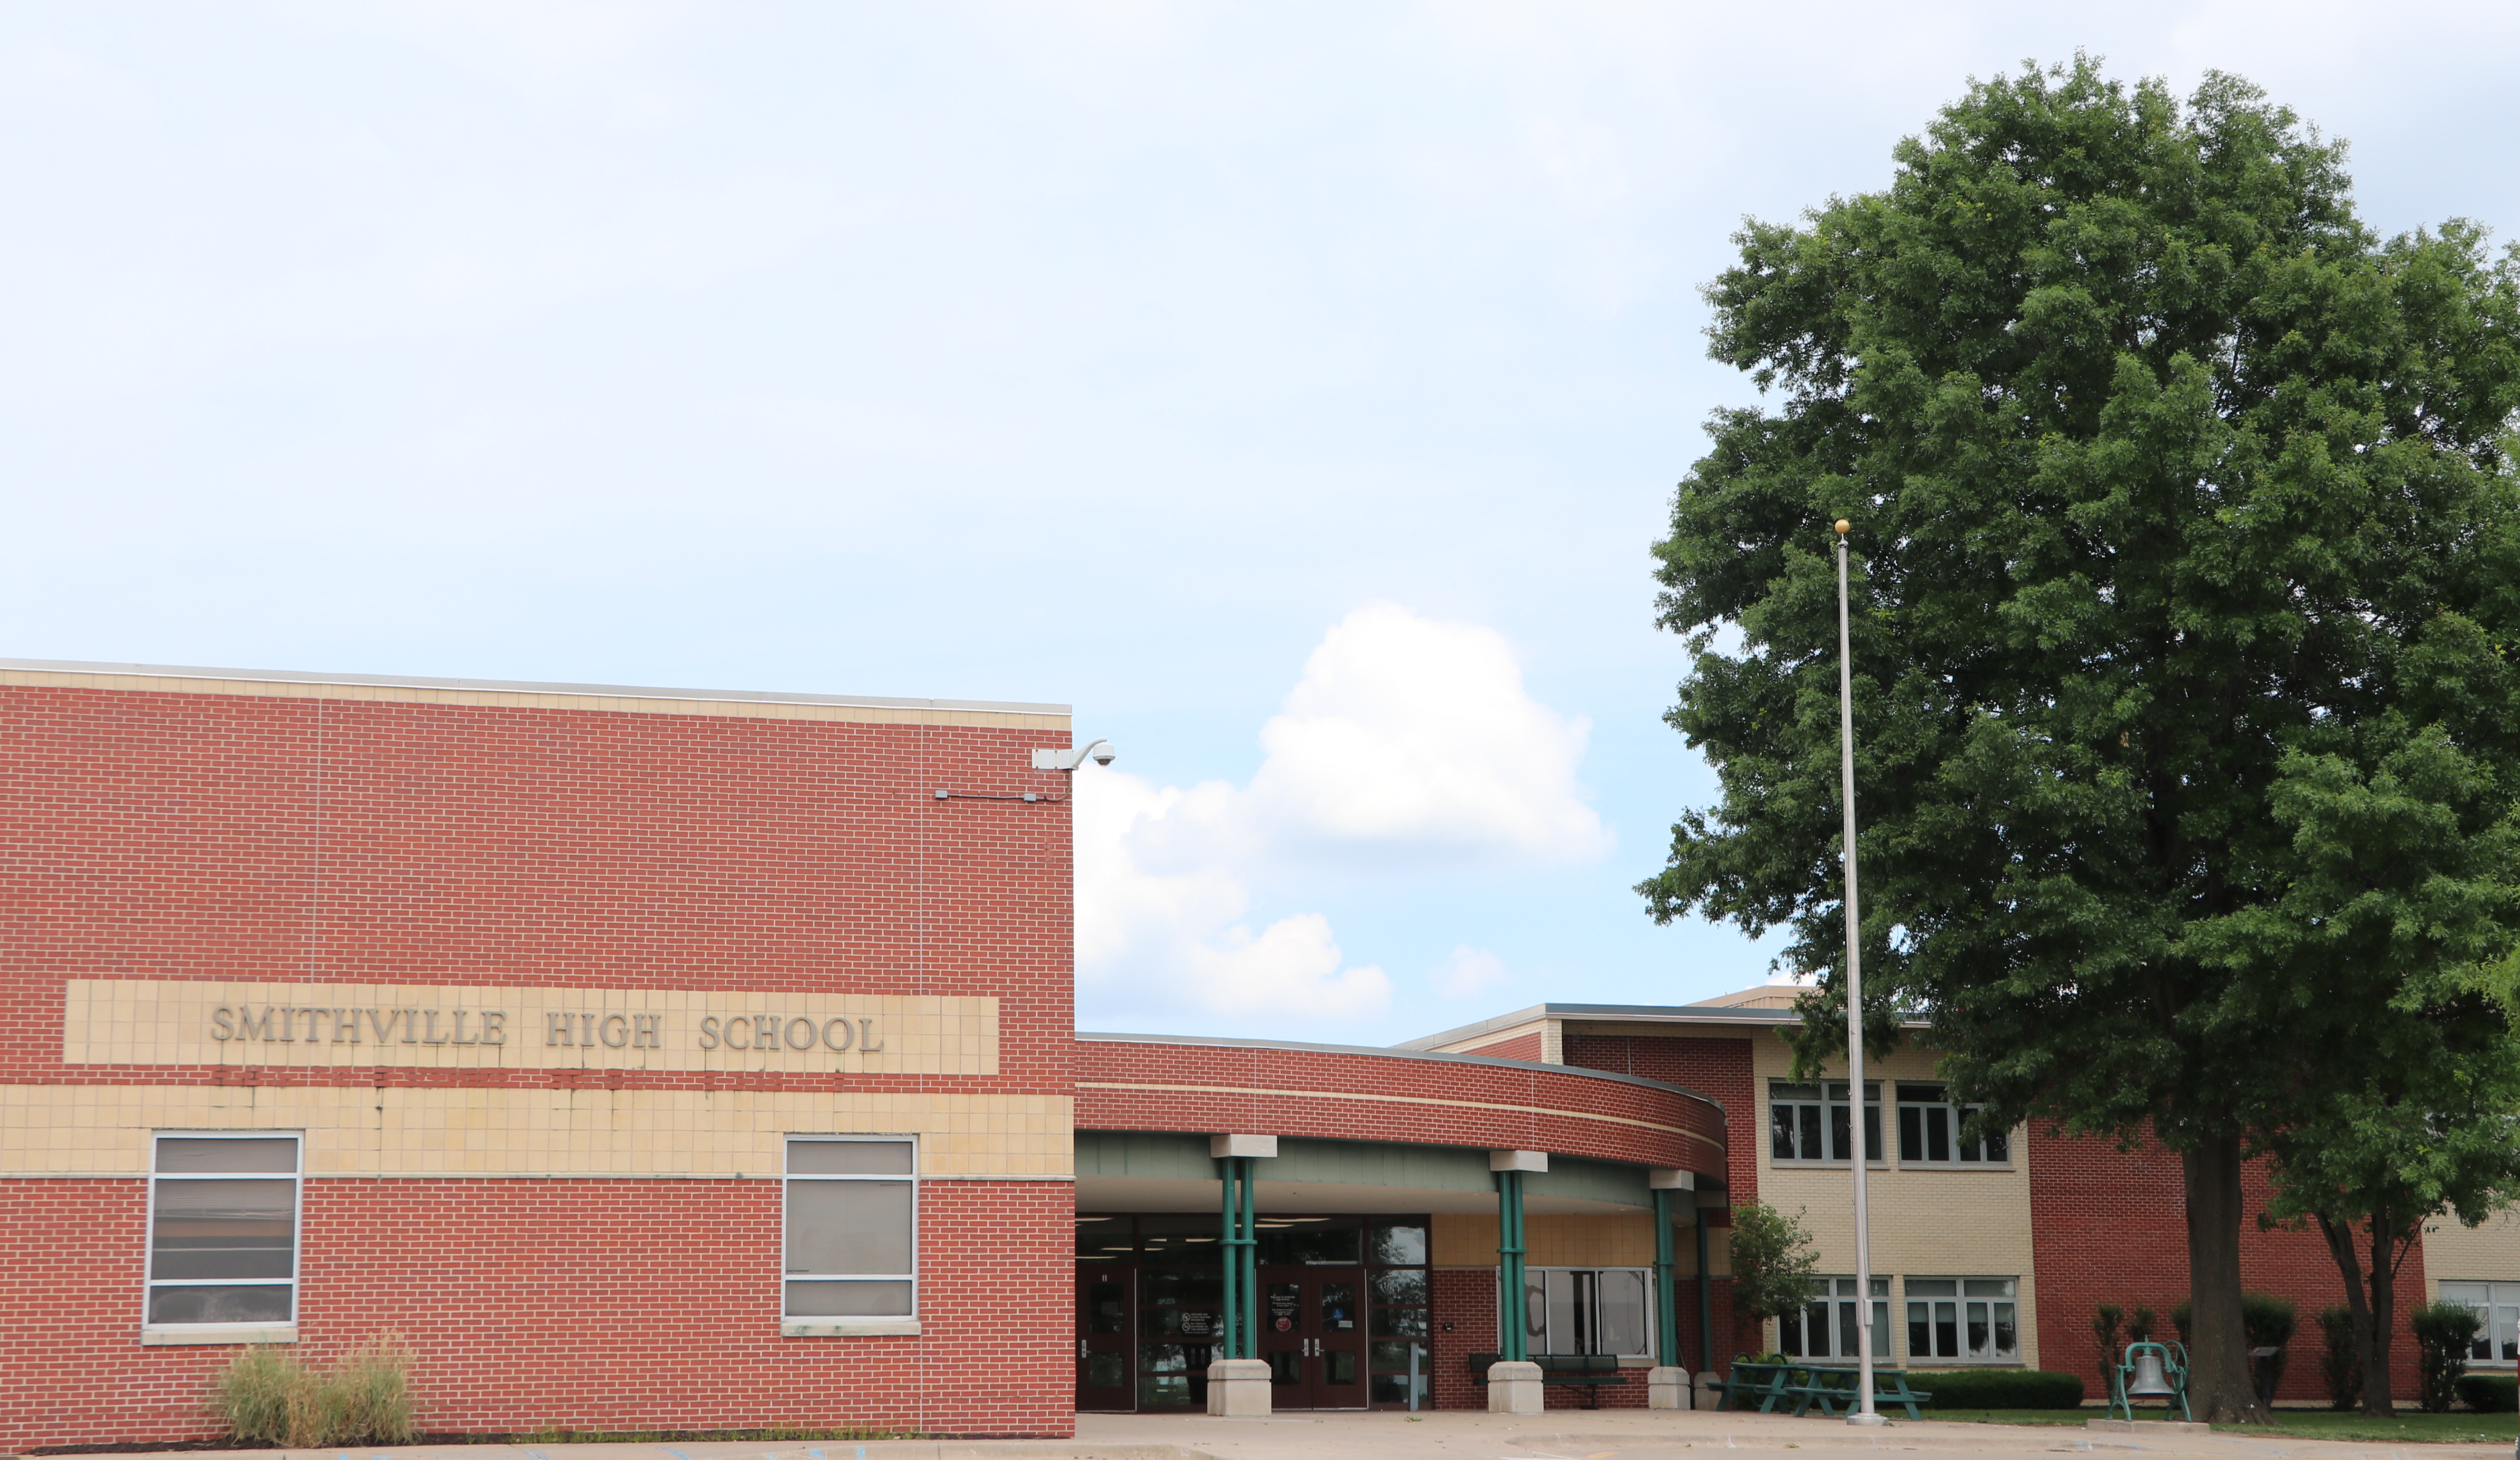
[2363,1208,2400,1417]
[2182,1134,2269,1423]
[2314,1211,2395,1417]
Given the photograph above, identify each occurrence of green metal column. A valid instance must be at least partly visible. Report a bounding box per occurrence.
[1237,1156,1257,1359]
[1653,1188,1680,1370]
[1495,1169,1527,1363]
[1694,1199,1715,1373]
[1219,1156,1240,1362]
[1217,1156,1260,1360]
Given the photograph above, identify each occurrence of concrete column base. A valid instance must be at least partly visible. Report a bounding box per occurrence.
[1648,1366,1691,1409]
[1693,1370,1722,1411]
[1206,1358,1272,1416]
[1487,1360,1544,1414]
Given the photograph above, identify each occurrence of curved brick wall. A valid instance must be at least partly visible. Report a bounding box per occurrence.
[1076,1036,1728,1178]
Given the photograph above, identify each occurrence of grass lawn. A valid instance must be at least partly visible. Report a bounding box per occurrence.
[1915,1408,2518,1443]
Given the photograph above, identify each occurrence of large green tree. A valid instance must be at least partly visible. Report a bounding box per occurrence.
[1641,56,2520,1422]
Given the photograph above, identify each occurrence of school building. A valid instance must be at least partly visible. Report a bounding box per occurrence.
[0,659,2512,1447]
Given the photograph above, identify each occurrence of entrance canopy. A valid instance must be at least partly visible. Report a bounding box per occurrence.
[1078,1132,1689,1216]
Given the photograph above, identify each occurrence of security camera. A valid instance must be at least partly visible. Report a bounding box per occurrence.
[1089,742,1117,767]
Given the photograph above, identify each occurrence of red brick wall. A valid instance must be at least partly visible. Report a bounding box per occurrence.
[1431,1269,1496,1411]
[0,681,1077,1446]
[1456,1031,1544,1062]
[2,685,1076,1094]
[2029,1127,2423,1404]
[0,1176,1069,1444]
[1077,1038,1726,1177]
[1565,1034,1757,1200]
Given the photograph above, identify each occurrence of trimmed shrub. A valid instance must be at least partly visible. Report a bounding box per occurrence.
[209,1335,416,1446]
[2410,1301,2482,1414]
[2315,1306,2361,1412]
[1917,1368,2087,1410]
[2457,1373,2518,1414]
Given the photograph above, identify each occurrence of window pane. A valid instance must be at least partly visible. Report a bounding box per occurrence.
[785,1179,912,1275]
[1799,1105,1823,1161]
[1830,1102,1851,1162]
[1369,1223,1428,1266]
[1906,1302,1929,1356]
[1597,1271,1648,1357]
[156,1138,298,1174]
[1772,1104,1796,1161]
[1993,1302,2018,1356]
[783,1279,913,1316]
[1780,1306,1805,1357]
[1897,1083,1944,1104]
[1543,1271,1576,1355]
[1773,1083,1821,1101]
[1372,1269,1428,1306]
[1935,1301,1958,1356]
[1372,1307,1429,1338]
[1838,1297,1860,1357]
[147,1283,291,1324]
[1906,1278,1958,1296]
[1864,1104,1881,1162]
[1926,1107,1951,1162]
[151,1179,294,1280]
[1965,1300,1990,1355]
[787,1139,913,1175]
[1984,1125,2010,1163]
[1963,1278,2015,1297]
[1899,1106,1923,1163]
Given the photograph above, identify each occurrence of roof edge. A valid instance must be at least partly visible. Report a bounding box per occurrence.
[1397,1001,1929,1050]
[0,658,1069,717]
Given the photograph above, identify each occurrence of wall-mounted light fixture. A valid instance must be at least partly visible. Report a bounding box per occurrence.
[1030,739,1115,771]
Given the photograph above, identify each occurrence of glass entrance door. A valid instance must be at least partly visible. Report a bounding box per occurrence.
[1258,1269,1369,1410]
[1076,1273,1134,1411]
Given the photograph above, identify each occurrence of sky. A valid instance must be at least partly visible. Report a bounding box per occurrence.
[5,1,2517,1046]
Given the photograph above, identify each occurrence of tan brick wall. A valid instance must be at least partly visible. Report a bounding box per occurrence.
[0,1083,1072,1180]
[1747,1032,2040,1367]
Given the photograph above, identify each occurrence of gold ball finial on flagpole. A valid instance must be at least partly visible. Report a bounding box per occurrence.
[1834,518,1851,534]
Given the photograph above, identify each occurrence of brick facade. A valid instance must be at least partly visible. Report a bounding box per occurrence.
[0,669,1077,1448]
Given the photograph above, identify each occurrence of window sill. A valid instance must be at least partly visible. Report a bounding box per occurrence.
[142,1324,296,1347]
[1769,1161,1890,1170]
[1894,1163,2017,1173]
[1909,1358,2023,1367]
[782,1319,920,1337]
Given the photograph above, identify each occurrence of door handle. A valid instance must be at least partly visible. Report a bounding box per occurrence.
[1078,1338,1089,1359]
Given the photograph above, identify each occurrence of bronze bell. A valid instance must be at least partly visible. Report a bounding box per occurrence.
[2128,1350,2175,1398]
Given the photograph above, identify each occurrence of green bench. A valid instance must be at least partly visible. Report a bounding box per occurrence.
[1466,1353,1630,1408]
[1709,1356,1933,1421]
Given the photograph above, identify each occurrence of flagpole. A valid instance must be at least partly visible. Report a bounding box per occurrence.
[1838,518,1886,1426]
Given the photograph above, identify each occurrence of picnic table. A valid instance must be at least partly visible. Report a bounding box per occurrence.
[1708,1357,1933,1420]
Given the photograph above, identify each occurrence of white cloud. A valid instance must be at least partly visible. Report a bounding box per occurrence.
[1430,945,1509,1000]
[1075,603,1600,1028]
[1244,602,1608,865]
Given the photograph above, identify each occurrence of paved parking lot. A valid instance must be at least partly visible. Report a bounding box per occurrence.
[62,1409,2515,1460]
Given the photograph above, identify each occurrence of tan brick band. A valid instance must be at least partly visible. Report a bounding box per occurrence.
[64,980,998,1076]
[0,1083,1073,1179]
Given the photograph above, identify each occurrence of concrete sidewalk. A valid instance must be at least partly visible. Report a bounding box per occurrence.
[54,1410,2514,1460]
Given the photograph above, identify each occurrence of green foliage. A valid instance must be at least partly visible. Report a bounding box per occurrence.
[2412,1302,2483,1414]
[209,1336,416,1447]
[2317,1306,2363,1412]
[2092,1303,2126,1369]
[2243,1292,2297,1348]
[1725,1201,1823,1321]
[1918,1368,2086,1409]
[2127,1306,2157,1345]
[1640,49,2520,1415]
[2458,1374,2519,1413]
